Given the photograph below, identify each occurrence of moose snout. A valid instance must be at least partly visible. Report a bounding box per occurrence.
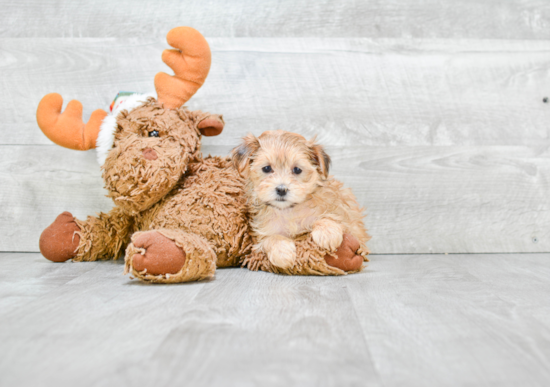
[275,185,288,197]
[142,148,158,161]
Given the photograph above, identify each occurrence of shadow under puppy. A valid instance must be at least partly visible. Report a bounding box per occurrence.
[232,130,370,274]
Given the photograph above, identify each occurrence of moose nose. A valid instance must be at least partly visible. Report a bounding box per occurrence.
[276,185,288,197]
[142,148,158,161]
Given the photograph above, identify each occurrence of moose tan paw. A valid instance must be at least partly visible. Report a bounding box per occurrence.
[39,211,80,262]
[267,239,297,269]
[324,233,363,272]
[312,219,343,252]
[131,231,186,275]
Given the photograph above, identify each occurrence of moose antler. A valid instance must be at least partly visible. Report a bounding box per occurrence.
[155,27,212,110]
[36,93,107,150]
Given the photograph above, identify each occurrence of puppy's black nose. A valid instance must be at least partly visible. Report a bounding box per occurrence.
[276,185,288,197]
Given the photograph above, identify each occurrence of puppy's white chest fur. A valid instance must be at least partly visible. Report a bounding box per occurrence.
[263,204,319,238]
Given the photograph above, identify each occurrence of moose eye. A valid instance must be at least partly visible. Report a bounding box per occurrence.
[293,167,302,175]
[148,130,160,137]
[262,165,272,173]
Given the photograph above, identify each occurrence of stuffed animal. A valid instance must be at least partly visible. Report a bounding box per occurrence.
[37,27,366,283]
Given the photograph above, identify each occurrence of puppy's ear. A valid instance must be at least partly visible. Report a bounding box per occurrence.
[309,143,331,178]
[231,134,260,175]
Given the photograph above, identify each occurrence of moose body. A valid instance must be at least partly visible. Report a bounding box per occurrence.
[40,97,251,283]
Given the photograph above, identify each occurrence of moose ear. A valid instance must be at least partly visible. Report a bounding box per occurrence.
[310,143,331,178]
[197,115,224,136]
[231,134,260,175]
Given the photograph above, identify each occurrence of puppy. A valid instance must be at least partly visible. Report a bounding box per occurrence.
[231,130,370,270]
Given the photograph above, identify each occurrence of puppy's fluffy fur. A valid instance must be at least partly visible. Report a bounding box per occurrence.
[232,130,370,269]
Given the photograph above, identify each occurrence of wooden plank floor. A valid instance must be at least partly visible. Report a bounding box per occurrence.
[1,252,549,387]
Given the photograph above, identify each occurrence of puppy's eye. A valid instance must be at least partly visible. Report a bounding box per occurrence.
[148,130,160,137]
[293,167,302,175]
[262,165,272,173]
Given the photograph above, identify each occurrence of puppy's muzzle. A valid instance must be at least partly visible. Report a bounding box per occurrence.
[275,185,288,198]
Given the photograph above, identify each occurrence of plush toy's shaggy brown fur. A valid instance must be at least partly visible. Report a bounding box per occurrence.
[40,99,252,283]
[244,233,369,276]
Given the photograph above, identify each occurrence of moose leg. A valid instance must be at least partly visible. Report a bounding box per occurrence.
[244,233,369,276]
[124,229,217,284]
[39,207,133,263]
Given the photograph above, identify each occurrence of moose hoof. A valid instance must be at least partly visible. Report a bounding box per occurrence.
[131,231,186,275]
[324,233,364,272]
[39,211,80,262]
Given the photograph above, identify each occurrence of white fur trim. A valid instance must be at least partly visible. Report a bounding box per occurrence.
[96,93,156,166]
[96,114,117,167]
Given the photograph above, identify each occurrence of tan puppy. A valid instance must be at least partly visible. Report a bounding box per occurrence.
[232,130,370,270]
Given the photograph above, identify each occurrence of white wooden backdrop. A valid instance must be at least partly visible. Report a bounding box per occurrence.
[0,0,549,254]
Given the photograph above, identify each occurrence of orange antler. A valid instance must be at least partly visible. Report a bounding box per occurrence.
[155,27,212,110]
[36,93,107,150]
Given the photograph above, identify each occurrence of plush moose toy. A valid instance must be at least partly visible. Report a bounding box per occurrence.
[37,27,365,283]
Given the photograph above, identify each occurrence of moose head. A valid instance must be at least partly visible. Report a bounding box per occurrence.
[36,27,224,214]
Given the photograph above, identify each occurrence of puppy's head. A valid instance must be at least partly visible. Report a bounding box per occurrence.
[231,130,331,209]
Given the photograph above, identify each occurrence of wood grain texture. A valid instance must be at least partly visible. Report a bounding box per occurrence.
[1,38,549,147]
[346,253,550,386]
[1,145,548,254]
[1,252,549,387]
[1,0,549,39]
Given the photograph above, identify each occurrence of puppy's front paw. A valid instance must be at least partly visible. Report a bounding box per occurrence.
[267,239,297,269]
[312,219,344,251]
